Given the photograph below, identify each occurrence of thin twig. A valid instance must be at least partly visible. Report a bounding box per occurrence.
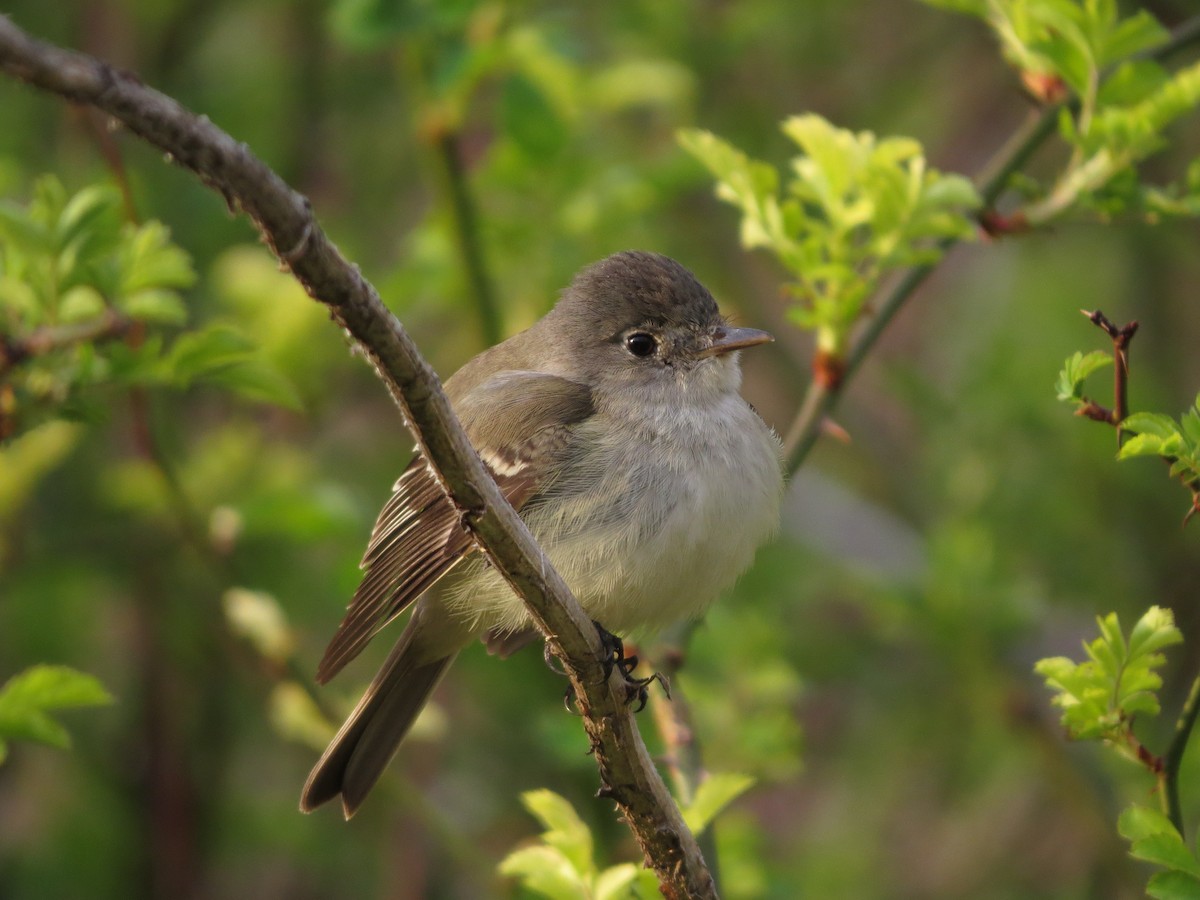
[432,130,503,348]
[1082,309,1138,444]
[0,17,714,898]
[0,307,133,378]
[781,13,1200,474]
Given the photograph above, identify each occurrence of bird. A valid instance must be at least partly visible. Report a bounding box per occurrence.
[301,250,784,818]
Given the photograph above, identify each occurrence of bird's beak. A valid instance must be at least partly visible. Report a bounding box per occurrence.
[698,325,774,358]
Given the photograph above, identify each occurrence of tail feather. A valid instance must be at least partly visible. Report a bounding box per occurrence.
[301,627,456,818]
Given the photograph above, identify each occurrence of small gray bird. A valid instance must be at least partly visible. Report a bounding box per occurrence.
[301,251,783,817]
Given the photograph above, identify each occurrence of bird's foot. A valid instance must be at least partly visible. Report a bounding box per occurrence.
[552,623,671,714]
[593,621,671,712]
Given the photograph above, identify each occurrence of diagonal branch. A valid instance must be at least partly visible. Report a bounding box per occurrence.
[0,16,714,899]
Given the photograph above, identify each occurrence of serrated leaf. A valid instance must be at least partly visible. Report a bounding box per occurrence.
[1128,607,1183,658]
[1130,832,1200,879]
[1056,350,1113,401]
[1035,608,1180,745]
[1119,804,1175,842]
[681,772,755,835]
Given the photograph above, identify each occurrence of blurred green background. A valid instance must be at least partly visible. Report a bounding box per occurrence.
[2,1,1200,897]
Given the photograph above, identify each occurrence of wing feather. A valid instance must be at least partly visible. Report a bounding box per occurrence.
[315,370,592,684]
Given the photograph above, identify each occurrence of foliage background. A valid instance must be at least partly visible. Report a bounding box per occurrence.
[2,1,1200,897]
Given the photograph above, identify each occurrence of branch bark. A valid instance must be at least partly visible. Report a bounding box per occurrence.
[0,16,714,898]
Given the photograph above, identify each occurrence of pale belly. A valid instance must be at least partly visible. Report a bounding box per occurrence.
[445,396,783,638]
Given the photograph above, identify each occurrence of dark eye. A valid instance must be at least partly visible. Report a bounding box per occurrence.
[624,332,657,358]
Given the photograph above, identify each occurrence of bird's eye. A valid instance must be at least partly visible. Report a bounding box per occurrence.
[624,332,657,358]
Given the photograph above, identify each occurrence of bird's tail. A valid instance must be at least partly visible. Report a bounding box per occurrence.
[300,623,457,818]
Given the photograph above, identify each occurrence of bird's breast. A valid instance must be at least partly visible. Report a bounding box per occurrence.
[528,394,783,634]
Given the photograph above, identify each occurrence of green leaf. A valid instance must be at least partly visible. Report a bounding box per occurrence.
[167,326,257,382]
[56,286,108,324]
[119,221,195,294]
[198,360,303,410]
[119,289,189,326]
[681,772,755,835]
[498,846,588,900]
[1119,805,1200,897]
[594,863,641,900]
[1117,432,1166,459]
[1122,412,1180,440]
[0,665,113,755]
[1056,350,1113,402]
[519,789,595,879]
[1100,11,1169,65]
[1034,607,1180,744]
[1147,871,1200,900]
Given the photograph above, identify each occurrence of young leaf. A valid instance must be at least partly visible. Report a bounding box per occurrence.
[1119,805,1200,898]
[1034,607,1181,744]
[196,360,303,411]
[168,326,257,382]
[0,665,113,761]
[498,845,588,900]
[1056,350,1113,403]
[519,789,595,880]
[680,772,755,836]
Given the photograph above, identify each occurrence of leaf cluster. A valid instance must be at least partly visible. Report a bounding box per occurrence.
[500,776,754,899]
[1034,606,1180,749]
[679,116,979,357]
[0,176,298,437]
[499,789,662,899]
[925,0,1200,223]
[1119,399,1200,493]
[0,175,193,329]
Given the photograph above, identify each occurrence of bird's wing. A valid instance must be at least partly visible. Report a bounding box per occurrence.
[315,371,593,684]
